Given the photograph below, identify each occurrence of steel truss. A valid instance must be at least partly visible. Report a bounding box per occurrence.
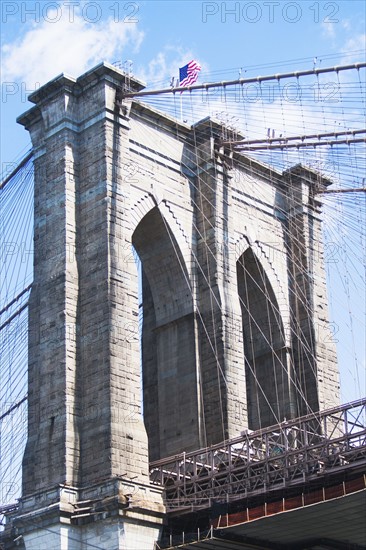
[150,398,366,512]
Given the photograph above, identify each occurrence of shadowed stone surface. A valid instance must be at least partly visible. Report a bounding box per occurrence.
[7,62,339,549]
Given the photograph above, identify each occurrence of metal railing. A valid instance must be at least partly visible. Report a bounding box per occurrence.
[150,398,366,512]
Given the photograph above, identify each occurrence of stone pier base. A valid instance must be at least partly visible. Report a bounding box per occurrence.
[5,480,165,550]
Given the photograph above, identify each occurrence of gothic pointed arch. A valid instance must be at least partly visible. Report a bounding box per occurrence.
[237,247,296,429]
[132,206,201,460]
[235,236,291,347]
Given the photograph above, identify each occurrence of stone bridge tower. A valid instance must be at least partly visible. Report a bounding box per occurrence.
[9,63,339,548]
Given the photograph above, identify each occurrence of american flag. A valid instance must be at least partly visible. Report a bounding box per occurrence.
[179,60,201,87]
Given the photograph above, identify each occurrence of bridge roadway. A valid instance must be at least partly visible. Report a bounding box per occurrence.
[150,398,366,549]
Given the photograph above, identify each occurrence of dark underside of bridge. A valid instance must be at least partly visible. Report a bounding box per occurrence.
[159,469,366,550]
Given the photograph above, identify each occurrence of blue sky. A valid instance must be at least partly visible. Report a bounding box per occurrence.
[1,0,365,163]
[0,0,365,403]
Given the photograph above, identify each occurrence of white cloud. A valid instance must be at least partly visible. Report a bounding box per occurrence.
[1,8,144,86]
[136,46,208,89]
[341,20,351,31]
[341,33,366,58]
[321,20,336,40]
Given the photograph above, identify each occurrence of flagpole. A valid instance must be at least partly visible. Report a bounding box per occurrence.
[177,61,201,123]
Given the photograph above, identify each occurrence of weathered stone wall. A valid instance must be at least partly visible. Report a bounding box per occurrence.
[13,62,339,548]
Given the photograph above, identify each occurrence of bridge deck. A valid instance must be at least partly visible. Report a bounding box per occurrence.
[150,398,366,514]
[156,487,366,549]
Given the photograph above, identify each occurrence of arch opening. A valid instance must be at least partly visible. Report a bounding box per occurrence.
[132,207,200,461]
[237,248,295,429]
